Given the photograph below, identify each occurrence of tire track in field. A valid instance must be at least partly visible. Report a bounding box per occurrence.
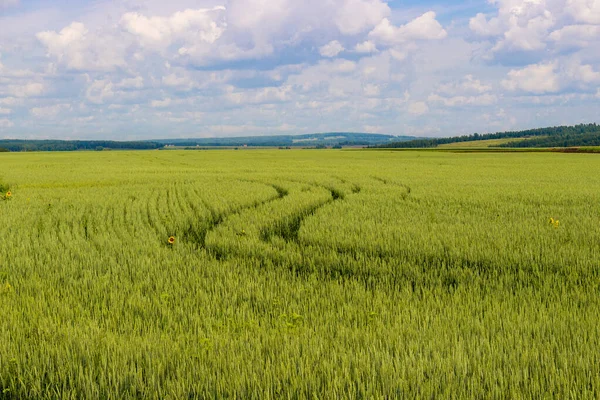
[204,177,362,266]
[267,177,549,288]
[185,181,288,248]
[232,176,422,284]
[258,179,350,245]
[371,176,411,199]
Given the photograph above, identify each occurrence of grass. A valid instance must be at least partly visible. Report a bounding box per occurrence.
[1,149,599,398]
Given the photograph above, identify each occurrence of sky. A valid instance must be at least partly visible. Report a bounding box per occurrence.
[0,0,599,140]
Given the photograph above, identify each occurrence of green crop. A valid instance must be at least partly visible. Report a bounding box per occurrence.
[0,150,599,399]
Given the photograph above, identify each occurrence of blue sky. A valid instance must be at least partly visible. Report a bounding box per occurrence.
[1,0,599,139]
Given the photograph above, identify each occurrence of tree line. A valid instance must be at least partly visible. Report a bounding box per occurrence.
[375,123,600,148]
[0,140,162,152]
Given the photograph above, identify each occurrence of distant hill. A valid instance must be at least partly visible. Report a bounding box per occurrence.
[375,124,600,149]
[153,132,414,148]
[0,133,414,152]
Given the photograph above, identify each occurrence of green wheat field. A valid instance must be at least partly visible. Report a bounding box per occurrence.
[1,149,599,398]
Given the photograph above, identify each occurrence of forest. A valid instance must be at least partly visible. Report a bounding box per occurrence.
[376,123,600,148]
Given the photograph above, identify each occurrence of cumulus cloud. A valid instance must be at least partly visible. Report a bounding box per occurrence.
[428,75,497,107]
[428,93,498,107]
[319,41,344,57]
[408,101,429,115]
[1,0,599,138]
[121,7,225,49]
[162,72,195,89]
[37,22,126,71]
[549,25,600,48]
[437,75,493,96]
[369,12,447,45]
[564,61,600,83]
[333,0,391,35]
[502,62,560,94]
[567,0,600,24]
[151,98,172,108]
[85,79,114,104]
[32,1,441,70]
[469,13,504,37]
[470,0,600,57]
[225,86,291,105]
[117,77,144,89]
[30,104,72,118]
[4,82,46,98]
[286,59,357,92]
[0,97,21,106]
[355,40,378,53]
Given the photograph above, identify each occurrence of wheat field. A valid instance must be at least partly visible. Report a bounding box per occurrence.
[1,149,599,398]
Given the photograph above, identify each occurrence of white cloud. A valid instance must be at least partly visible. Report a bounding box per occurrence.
[355,41,378,53]
[363,84,381,96]
[162,73,194,89]
[117,77,144,89]
[567,0,600,24]
[121,7,225,49]
[564,61,600,83]
[6,82,45,98]
[470,0,600,56]
[2,0,600,139]
[225,86,291,105]
[469,13,504,37]
[30,104,71,118]
[437,75,493,96]
[362,124,384,133]
[408,101,429,115]
[359,51,394,82]
[0,61,33,79]
[502,62,560,94]
[151,98,172,108]
[429,75,497,107]
[549,25,600,48]
[176,0,384,65]
[226,0,293,37]
[501,10,554,51]
[85,79,114,104]
[319,40,344,58]
[226,0,389,43]
[428,93,498,107]
[334,0,391,35]
[286,59,357,92]
[0,119,14,128]
[37,22,126,71]
[0,97,21,106]
[369,12,447,45]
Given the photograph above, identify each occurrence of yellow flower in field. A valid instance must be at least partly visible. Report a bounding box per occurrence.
[548,217,561,228]
[5,191,11,198]
[168,236,176,245]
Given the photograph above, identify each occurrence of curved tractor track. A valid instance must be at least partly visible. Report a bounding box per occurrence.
[201,177,364,270]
